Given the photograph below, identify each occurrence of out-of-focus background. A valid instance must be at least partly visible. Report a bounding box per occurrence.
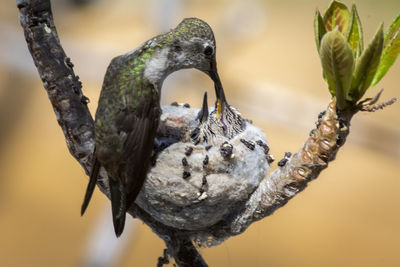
[1,0,399,266]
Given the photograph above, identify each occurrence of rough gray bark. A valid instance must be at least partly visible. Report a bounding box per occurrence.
[17,0,395,266]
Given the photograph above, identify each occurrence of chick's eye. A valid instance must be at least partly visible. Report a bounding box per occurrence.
[204,46,214,56]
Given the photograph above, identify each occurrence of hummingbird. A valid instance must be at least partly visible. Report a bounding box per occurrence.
[80,18,227,237]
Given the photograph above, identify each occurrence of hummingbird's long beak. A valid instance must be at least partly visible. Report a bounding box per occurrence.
[208,59,227,120]
[197,92,209,123]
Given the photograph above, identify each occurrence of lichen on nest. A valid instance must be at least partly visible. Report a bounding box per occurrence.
[136,105,272,232]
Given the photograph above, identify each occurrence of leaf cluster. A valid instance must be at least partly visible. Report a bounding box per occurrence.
[315,1,400,110]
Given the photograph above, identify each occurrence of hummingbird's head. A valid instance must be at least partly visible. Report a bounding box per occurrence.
[169,18,216,72]
[168,18,227,118]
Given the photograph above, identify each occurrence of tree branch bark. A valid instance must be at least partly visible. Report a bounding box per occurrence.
[228,102,354,235]
[16,0,94,172]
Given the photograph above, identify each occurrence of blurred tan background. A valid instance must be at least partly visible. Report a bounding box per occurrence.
[1,0,400,266]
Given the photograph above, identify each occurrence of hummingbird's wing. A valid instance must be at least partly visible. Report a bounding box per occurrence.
[110,103,160,236]
[116,105,161,202]
[82,99,161,237]
[81,53,161,236]
[80,56,125,217]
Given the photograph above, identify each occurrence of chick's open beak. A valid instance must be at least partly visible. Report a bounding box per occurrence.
[197,92,209,123]
[208,59,227,119]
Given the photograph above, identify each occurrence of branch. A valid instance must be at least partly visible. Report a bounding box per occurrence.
[16,0,94,172]
[17,0,393,265]
[17,0,206,266]
[227,100,353,235]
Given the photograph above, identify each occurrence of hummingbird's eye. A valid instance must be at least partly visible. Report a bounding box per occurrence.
[203,45,214,56]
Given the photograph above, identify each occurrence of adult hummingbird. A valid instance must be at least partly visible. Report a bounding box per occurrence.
[80,18,226,237]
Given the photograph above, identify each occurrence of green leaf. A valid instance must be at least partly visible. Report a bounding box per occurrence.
[323,1,350,35]
[350,24,384,100]
[346,4,363,58]
[372,13,400,86]
[315,9,327,51]
[319,29,354,109]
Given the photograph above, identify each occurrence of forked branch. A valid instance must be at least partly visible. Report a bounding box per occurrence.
[17,0,396,266]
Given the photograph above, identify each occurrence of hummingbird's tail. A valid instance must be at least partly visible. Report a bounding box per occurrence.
[109,178,126,237]
[81,156,100,216]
